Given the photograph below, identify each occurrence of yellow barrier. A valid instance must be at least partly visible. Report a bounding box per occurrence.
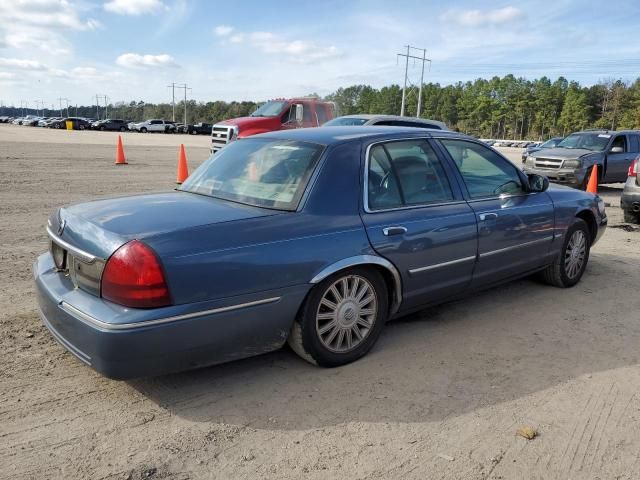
[65,120,73,130]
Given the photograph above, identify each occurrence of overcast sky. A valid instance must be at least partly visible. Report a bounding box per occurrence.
[2,0,640,108]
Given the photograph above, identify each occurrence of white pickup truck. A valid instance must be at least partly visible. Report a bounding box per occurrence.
[131,119,176,133]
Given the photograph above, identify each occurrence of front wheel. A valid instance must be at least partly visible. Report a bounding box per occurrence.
[539,218,591,287]
[119,126,126,132]
[140,127,147,133]
[288,267,388,367]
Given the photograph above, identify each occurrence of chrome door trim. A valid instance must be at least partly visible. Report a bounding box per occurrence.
[47,226,99,264]
[310,254,403,314]
[408,255,477,274]
[478,236,554,258]
[59,296,281,331]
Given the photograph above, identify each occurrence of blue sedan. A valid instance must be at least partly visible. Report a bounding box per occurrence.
[34,127,607,379]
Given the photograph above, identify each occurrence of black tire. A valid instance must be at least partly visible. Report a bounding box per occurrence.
[623,210,639,224]
[100,126,106,131]
[140,127,147,133]
[120,126,126,132]
[288,267,388,367]
[539,218,591,287]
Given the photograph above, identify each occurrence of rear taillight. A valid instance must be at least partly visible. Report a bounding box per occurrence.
[101,240,171,308]
[628,158,638,177]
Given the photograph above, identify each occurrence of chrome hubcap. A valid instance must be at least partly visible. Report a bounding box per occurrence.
[316,275,378,353]
[564,230,586,279]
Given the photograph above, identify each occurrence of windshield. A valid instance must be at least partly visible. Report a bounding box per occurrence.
[324,117,368,126]
[179,138,324,210]
[250,101,289,117]
[541,138,561,148]
[557,133,610,151]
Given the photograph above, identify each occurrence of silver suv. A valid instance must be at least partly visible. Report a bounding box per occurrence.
[523,130,640,189]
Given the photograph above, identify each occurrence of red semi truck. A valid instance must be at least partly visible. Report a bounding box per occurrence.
[210,98,336,153]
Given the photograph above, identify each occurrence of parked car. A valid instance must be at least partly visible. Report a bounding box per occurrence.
[132,119,174,133]
[35,127,607,379]
[522,137,563,162]
[210,98,336,154]
[323,114,447,130]
[524,130,640,189]
[620,156,640,223]
[49,117,90,130]
[187,122,213,135]
[91,119,129,132]
[22,117,43,126]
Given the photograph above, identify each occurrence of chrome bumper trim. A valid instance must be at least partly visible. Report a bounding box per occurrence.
[59,296,281,331]
[408,255,476,274]
[46,226,98,264]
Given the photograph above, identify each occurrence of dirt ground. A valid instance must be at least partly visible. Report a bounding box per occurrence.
[1,124,639,480]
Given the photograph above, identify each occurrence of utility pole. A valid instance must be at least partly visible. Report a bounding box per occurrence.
[57,97,70,117]
[174,83,192,126]
[397,45,431,117]
[167,82,176,121]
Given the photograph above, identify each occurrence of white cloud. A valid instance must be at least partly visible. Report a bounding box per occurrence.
[0,57,47,70]
[214,25,233,36]
[0,0,99,30]
[218,29,341,63]
[104,0,167,15]
[442,6,524,27]
[0,72,16,79]
[115,53,177,68]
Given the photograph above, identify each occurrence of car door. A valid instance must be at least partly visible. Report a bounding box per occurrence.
[360,138,478,312]
[437,138,555,287]
[148,120,162,132]
[606,134,638,182]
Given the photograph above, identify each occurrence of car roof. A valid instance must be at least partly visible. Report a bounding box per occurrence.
[333,114,447,127]
[254,126,467,145]
[574,129,640,135]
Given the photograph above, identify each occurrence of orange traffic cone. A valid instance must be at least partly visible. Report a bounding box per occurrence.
[176,144,189,184]
[115,135,127,165]
[586,164,598,194]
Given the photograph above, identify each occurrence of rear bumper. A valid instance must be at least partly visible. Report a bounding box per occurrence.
[34,253,306,379]
[620,178,640,212]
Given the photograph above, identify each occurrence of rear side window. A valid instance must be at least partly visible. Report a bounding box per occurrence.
[440,139,525,198]
[367,140,454,210]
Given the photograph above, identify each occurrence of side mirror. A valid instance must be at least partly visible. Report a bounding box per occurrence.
[610,146,623,153]
[295,104,304,124]
[527,173,549,193]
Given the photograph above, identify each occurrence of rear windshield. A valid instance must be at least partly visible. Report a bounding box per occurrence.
[324,117,369,126]
[179,138,324,211]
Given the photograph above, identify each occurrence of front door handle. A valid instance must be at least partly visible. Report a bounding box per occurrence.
[383,226,407,236]
[479,213,498,221]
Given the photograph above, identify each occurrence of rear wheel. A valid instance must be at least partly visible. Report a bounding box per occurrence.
[288,267,388,367]
[100,126,106,131]
[539,218,591,287]
[119,126,126,132]
[140,127,147,133]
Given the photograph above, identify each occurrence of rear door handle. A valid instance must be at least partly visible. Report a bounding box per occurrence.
[383,226,407,236]
[479,213,498,221]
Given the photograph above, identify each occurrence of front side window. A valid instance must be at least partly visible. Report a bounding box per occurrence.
[179,138,324,211]
[611,135,627,152]
[367,140,454,210]
[440,139,525,198]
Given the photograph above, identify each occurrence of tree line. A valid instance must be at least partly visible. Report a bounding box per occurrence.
[4,75,640,140]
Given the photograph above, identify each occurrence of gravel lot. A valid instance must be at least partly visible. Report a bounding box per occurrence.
[1,124,639,480]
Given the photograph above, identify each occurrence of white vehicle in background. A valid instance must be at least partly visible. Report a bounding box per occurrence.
[131,119,175,133]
